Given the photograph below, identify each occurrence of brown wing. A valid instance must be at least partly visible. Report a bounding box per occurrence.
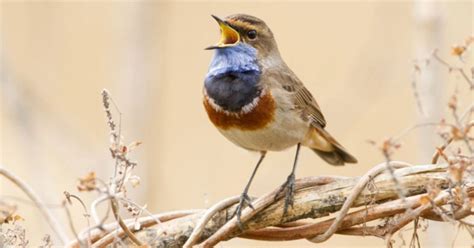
[279,71,327,128]
[275,70,357,165]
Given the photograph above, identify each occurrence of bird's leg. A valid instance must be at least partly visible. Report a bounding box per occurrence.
[233,151,266,230]
[275,143,301,216]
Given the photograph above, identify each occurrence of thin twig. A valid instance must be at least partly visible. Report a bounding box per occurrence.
[118,197,162,229]
[432,49,473,89]
[63,199,83,247]
[0,195,64,209]
[90,195,111,225]
[0,166,69,244]
[384,191,451,236]
[382,150,409,208]
[110,197,143,246]
[306,161,411,243]
[64,192,92,247]
[411,62,426,116]
[432,138,454,164]
[183,196,240,248]
[85,210,201,248]
[392,122,456,142]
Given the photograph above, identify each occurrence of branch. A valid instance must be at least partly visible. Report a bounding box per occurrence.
[86,162,472,247]
[67,210,200,247]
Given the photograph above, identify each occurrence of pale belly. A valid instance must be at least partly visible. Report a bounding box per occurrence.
[217,107,310,151]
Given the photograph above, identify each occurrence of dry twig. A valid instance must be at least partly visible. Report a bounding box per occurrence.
[0,166,69,244]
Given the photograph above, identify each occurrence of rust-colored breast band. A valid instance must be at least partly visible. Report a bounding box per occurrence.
[204,93,275,131]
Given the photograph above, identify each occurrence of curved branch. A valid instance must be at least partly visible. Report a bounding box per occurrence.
[307,161,410,243]
[0,166,69,244]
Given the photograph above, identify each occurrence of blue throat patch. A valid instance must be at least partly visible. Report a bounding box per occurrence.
[205,43,262,112]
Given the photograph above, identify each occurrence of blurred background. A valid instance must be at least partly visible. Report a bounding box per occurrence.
[1,1,472,247]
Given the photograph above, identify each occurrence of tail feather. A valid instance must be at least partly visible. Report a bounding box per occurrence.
[312,146,357,165]
[304,127,357,166]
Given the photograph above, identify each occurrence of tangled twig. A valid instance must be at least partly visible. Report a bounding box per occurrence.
[106,162,471,247]
[183,196,240,248]
[110,197,143,246]
[307,161,411,243]
[199,176,340,247]
[84,210,200,248]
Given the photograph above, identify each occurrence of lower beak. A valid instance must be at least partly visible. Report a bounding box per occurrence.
[206,15,240,50]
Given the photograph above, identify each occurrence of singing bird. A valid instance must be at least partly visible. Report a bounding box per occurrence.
[203,14,357,222]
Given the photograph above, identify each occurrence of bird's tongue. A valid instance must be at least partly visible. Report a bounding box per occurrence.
[220,26,239,45]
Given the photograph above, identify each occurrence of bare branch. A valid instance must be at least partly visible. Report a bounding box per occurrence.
[0,166,69,244]
[115,163,472,247]
[432,49,473,89]
[307,161,410,243]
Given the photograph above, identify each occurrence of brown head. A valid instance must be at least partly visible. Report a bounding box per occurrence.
[207,14,281,60]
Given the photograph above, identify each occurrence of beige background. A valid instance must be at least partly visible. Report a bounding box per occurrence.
[1,1,472,247]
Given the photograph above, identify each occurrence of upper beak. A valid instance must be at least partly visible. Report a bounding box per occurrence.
[205,15,240,50]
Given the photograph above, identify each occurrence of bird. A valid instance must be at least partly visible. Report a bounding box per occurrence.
[203,14,357,225]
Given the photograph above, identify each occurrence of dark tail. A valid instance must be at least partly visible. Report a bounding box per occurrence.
[312,146,357,165]
[308,127,358,166]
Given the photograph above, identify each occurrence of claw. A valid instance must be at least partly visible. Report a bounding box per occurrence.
[233,192,253,230]
[275,173,296,216]
[243,193,254,210]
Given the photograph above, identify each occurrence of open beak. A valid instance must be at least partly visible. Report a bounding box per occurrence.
[205,15,240,50]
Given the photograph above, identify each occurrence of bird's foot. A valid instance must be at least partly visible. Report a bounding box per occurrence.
[275,172,296,216]
[233,192,254,230]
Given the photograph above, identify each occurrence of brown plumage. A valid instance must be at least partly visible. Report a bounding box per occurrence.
[204,14,357,221]
[203,92,275,131]
[270,68,357,165]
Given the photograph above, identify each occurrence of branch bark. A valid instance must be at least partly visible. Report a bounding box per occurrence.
[106,163,472,247]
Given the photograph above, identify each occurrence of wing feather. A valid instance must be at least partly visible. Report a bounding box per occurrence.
[278,71,327,128]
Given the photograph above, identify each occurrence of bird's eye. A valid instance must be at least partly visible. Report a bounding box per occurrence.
[247,30,257,40]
